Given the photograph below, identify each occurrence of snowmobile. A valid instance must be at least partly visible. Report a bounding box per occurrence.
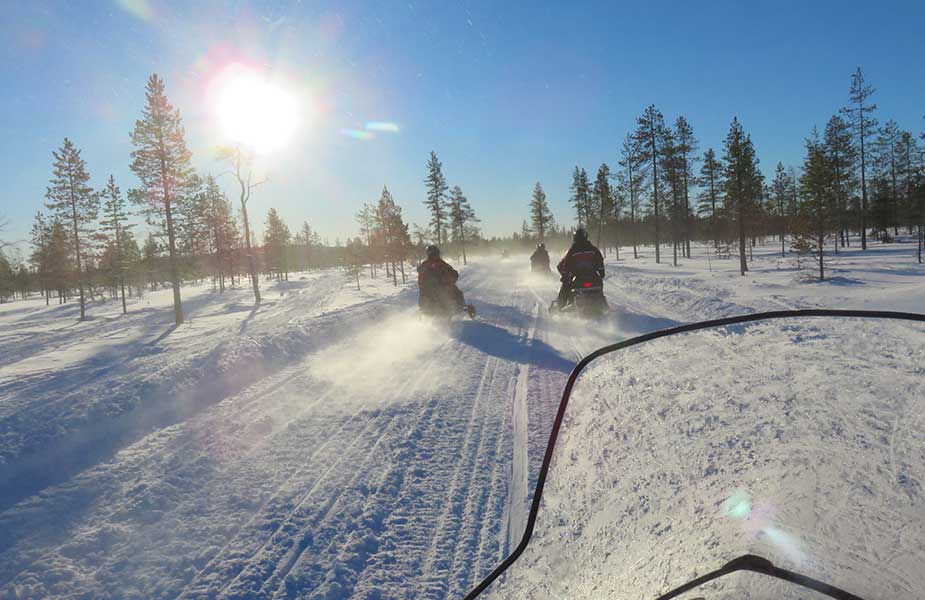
[530,245,551,274]
[418,286,476,320]
[548,276,607,318]
[462,309,925,600]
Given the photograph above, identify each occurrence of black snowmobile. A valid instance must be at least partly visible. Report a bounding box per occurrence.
[549,268,608,318]
[462,309,925,600]
[530,244,551,274]
[418,286,476,320]
[417,244,477,320]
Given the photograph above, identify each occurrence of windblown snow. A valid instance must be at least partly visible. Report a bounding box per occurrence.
[0,242,922,600]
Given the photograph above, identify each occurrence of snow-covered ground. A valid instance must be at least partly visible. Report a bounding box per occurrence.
[0,240,922,599]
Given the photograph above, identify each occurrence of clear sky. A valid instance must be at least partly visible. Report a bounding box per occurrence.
[2,0,924,251]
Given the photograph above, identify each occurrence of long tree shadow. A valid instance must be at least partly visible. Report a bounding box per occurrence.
[452,320,574,373]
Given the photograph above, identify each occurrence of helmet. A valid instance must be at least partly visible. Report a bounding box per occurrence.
[425,244,440,259]
[573,227,589,243]
[537,242,546,249]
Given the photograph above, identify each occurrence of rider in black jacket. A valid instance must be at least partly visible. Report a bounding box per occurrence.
[555,228,604,309]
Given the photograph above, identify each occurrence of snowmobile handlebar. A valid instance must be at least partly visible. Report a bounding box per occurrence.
[654,554,865,600]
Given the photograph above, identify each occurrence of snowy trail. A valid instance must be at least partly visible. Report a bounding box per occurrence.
[2,243,920,600]
[0,259,595,600]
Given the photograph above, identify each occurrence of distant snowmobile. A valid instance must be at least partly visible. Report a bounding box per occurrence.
[530,243,551,273]
[417,245,476,320]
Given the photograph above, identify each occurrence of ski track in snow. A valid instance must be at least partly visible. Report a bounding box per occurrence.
[0,242,921,600]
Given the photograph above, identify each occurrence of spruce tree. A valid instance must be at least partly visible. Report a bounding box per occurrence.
[840,67,877,250]
[45,138,98,320]
[424,151,448,244]
[130,74,194,324]
[529,182,553,242]
[99,175,135,314]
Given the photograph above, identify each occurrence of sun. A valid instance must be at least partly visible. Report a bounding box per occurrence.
[214,66,300,154]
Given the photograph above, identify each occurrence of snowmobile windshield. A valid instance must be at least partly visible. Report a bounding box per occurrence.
[474,313,925,600]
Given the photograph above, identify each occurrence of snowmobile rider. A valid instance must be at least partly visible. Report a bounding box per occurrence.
[417,244,466,311]
[530,242,550,271]
[556,228,605,308]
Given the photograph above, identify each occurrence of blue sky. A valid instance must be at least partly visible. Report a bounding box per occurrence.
[2,0,924,251]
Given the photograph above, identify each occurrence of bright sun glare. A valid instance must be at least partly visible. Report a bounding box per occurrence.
[215,66,300,154]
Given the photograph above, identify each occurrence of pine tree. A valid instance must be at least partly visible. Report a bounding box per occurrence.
[203,175,237,290]
[634,105,670,263]
[296,221,315,271]
[569,167,592,227]
[673,116,697,259]
[840,67,877,250]
[722,117,762,275]
[592,164,613,254]
[795,128,835,280]
[874,120,902,237]
[529,182,553,242]
[375,187,413,283]
[448,185,478,264]
[424,151,449,244]
[264,208,291,281]
[697,148,723,248]
[356,203,376,277]
[770,163,793,257]
[618,133,644,259]
[46,219,72,303]
[823,115,856,248]
[130,74,194,324]
[29,212,51,305]
[45,138,98,320]
[98,175,135,314]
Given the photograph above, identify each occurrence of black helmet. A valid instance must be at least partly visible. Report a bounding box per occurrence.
[573,227,589,243]
[537,242,546,249]
[426,244,440,259]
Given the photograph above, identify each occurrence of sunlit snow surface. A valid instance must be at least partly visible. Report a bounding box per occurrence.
[490,317,925,599]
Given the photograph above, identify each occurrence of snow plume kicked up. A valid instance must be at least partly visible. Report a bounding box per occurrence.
[309,311,451,399]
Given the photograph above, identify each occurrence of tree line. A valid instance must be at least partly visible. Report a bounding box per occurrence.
[525,67,924,280]
[0,75,351,314]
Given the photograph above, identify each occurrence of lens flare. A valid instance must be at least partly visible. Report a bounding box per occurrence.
[341,128,374,140]
[365,121,400,133]
[116,0,154,21]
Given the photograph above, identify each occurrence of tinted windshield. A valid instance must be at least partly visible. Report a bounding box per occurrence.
[487,317,924,599]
